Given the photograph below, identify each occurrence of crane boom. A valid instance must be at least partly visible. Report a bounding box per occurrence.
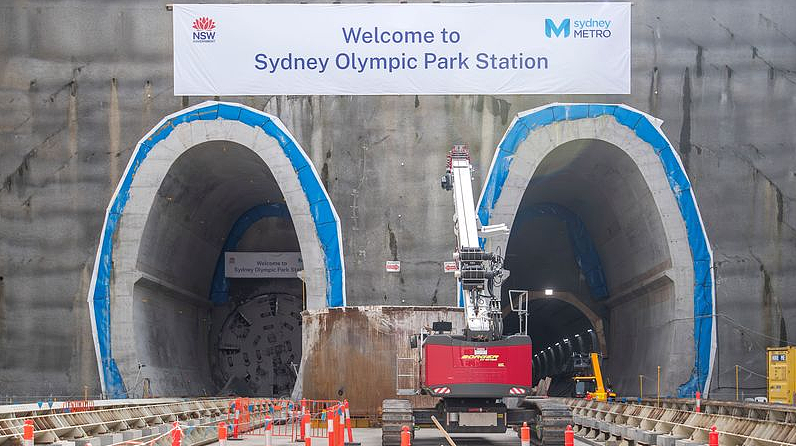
[441,145,505,339]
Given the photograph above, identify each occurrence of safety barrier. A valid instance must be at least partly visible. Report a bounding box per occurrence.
[15,414,231,446]
[567,397,796,446]
[0,399,234,445]
[0,397,361,446]
[616,397,796,423]
[234,398,355,445]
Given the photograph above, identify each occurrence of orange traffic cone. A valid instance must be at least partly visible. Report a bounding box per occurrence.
[696,391,702,413]
[709,426,718,446]
[265,416,272,446]
[300,412,310,441]
[400,425,411,446]
[327,410,336,446]
[218,422,227,446]
[337,407,345,446]
[344,400,354,443]
[521,421,531,446]
[565,425,574,446]
[171,422,182,446]
[23,420,34,446]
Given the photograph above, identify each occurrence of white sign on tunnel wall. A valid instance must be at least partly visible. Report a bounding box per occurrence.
[172,3,631,95]
[224,252,303,278]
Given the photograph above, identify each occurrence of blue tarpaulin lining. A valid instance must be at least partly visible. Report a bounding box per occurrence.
[513,203,609,299]
[90,103,344,398]
[477,104,714,397]
[209,204,291,305]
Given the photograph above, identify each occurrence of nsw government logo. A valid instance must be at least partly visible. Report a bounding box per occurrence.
[545,17,612,39]
[192,17,216,43]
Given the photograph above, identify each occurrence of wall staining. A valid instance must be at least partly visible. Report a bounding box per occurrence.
[108,78,121,185]
[679,67,693,172]
[301,306,464,416]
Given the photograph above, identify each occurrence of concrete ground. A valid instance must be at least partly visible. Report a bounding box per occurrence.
[231,427,588,446]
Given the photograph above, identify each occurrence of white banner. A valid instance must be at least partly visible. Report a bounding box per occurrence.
[173,3,631,96]
[225,252,303,278]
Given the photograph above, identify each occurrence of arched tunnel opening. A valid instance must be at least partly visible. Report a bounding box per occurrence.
[500,138,688,396]
[503,297,599,396]
[132,140,303,397]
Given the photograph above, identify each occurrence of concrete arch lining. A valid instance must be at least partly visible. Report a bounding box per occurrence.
[86,101,345,397]
[510,203,609,300]
[521,291,607,356]
[477,103,715,397]
[209,203,293,305]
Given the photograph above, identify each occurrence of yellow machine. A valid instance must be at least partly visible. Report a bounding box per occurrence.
[573,352,616,402]
[767,346,796,405]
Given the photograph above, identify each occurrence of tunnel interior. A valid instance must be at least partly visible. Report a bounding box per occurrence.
[132,140,303,397]
[501,138,681,395]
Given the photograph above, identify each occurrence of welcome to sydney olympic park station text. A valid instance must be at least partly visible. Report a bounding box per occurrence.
[253,27,550,74]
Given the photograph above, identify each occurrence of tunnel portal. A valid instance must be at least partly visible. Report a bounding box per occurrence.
[482,105,714,397]
[134,141,304,397]
[502,139,671,394]
[88,103,343,398]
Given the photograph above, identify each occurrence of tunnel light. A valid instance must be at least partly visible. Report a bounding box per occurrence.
[575,334,580,337]
[563,338,569,342]
[587,329,593,332]
[555,342,560,346]
[544,289,554,296]
[547,347,552,350]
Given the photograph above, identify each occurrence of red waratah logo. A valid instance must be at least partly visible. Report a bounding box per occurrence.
[191,17,217,42]
[192,17,216,31]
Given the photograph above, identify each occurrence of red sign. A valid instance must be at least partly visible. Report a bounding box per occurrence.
[64,400,94,413]
[386,261,401,272]
[443,261,457,273]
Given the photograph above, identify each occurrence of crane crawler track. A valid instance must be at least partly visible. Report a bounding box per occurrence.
[381,399,414,446]
[519,398,573,446]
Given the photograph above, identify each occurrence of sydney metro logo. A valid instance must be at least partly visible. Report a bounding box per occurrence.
[545,17,613,38]
[192,17,216,42]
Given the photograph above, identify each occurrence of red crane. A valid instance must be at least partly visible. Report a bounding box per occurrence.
[381,145,572,446]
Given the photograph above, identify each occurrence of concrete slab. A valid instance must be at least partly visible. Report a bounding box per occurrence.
[656,435,685,446]
[674,440,705,446]
[58,439,94,446]
[97,434,123,446]
[636,430,659,445]
[122,430,143,441]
